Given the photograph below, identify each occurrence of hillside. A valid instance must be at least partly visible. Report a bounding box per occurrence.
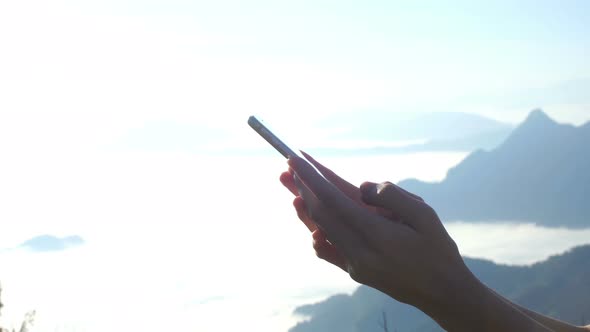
[290,245,590,332]
[399,109,590,227]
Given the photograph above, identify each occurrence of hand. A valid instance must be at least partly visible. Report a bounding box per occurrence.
[280,151,378,271]
[280,152,473,310]
[280,153,555,332]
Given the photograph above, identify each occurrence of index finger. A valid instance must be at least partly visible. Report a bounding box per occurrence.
[300,151,362,204]
[288,156,385,236]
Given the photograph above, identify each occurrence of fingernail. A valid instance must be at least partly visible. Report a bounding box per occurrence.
[287,156,296,167]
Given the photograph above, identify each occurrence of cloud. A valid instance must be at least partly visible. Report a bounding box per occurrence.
[18,235,85,252]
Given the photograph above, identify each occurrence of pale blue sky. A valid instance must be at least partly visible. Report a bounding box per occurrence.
[1,0,589,151]
[2,0,589,153]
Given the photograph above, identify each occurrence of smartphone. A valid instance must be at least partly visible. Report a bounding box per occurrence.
[248,116,298,158]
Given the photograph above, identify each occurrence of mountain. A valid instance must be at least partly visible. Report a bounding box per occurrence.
[399,109,590,227]
[19,234,85,252]
[290,245,590,332]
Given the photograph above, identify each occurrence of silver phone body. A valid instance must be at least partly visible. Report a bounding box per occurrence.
[248,116,298,158]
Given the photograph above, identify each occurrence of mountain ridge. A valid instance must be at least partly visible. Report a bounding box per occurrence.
[290,245,590,332]
[399,109,590,227]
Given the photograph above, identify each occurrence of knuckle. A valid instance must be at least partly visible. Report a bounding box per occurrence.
[346,260,364,283]
[376,181,396,197]
[312,239,323,251]
[296,208,309,222]
[347,250,375,284]
[314,250,323,259]
[421,204,438,220]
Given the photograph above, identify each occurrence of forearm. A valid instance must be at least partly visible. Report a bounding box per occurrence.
[417,273,553,332]
[516,306,588,332]
[488,286,587,332]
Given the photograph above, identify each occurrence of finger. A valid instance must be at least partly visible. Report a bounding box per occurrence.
[293,174,345,236]
[373,182,425,220]
[301,151,387,214]
[360,181,435,232]
[280,171,299,196]
[282,171,319,231]
[312,230,347,271]
[301,150,366,205]
[288,156,400,249]
[367,180,424,202]
[293,196,317,232]
[397,184,424,202]
[290,160,373,254]
[289,155,358,215]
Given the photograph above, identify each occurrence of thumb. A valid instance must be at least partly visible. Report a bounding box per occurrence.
[360,181,435,231]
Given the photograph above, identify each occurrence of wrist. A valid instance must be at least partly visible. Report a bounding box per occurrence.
[419,269,487,331]
[419,269,550,332]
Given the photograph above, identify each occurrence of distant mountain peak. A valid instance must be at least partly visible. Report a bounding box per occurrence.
[522,108,556,127]
[398,106,590,228]
[502,109,558,145]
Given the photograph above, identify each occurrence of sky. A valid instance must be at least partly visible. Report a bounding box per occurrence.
[1,0,590,156]
[1,1,590,331]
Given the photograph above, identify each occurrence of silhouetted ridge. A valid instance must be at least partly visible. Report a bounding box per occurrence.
[290,245,590,332]
[523,108,556,126]
[498,108,564,149]
[398,109,590,227]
